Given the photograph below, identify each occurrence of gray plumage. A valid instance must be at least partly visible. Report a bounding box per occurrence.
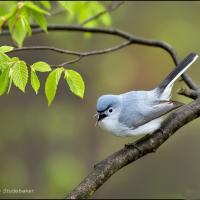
[96,53,198,136]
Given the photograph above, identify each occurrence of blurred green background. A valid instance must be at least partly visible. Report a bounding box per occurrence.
[0,1,200,199]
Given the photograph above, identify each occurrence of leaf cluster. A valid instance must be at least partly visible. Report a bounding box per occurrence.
[0,46,84,106]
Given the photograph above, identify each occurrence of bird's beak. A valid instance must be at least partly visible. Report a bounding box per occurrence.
[96,112,107,121]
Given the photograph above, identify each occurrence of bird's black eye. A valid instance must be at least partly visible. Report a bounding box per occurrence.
[109,108,113,113]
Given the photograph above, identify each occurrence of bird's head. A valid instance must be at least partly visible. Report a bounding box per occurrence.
[96,95,121,122]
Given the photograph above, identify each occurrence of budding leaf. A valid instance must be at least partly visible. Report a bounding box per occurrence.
[31,70,40,94]
[65,69,85,98]
[12,61,28,92]
[31,61,51,72]
[45,68,63,106]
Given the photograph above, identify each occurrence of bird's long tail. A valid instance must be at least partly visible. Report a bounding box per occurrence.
[158,53,198,97]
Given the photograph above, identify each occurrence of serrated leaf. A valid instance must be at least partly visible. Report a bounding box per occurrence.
[12,61,28,92]
[0,52,11,71]
[12,15,27,47]
[39,1,51,10]
[31,10,47,32]
[24,2,49,15]
[10,57,19,62]
[0,46,14,53]
[31,70,40,94]
[65,69,85,98]
[0,67,10,96]
[31,61,51,72]
[45,68,63,106]
[0,52,11,65]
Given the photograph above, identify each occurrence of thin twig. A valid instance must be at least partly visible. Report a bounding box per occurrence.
[80,1,125,26]
[9,41,131,66]
[57,56,82,67]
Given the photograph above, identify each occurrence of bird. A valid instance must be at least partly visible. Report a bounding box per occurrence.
[96,53,198,137]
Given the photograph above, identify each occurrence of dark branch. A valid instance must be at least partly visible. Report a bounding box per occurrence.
[2,24,198,89]
[80,1,124,26]
[9,41,131,66]
[66,97,200,199]
[178,88,200,100]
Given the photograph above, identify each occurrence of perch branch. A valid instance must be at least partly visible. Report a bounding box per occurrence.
[66,97,200,199]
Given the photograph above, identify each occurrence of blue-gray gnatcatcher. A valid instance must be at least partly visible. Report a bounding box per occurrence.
[96,53,198,136]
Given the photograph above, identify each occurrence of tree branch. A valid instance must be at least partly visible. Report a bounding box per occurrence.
[9,41,131,67]
[80,1,125,26]
[66,97,200,199]
[178,88,200,100]
[2,24,198,89]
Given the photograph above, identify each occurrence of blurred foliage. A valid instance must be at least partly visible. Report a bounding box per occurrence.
[0,1,111,106]
[0,1,200,199]
[0,1,111,46]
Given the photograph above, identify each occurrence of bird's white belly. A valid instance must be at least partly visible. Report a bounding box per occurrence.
[125,117,163,136]
[98,117,163,137]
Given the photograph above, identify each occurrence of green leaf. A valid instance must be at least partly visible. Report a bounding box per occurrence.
[58,1,73,14]
[12,61,28,92]
[31,61,51,72]
[24,2,50,15]
[65,69,85,98]
[31,10,47,32]
[39,1,51,10]
[7,75,13,94]
[31,70,40,94]
[10,57,19,62]
[99,13,112,26]
[0,52,11,71]
[45,68,63,106]
[0,46,14,53]
[12,15,27,47]
[0,52,11,65]
[0,67,10,96]
[0,17,5,33]
[22,9,32,37]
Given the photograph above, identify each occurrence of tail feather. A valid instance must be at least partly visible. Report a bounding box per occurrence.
[158,53,198,95]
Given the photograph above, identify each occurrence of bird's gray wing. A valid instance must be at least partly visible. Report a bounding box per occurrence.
[118,91,183,128]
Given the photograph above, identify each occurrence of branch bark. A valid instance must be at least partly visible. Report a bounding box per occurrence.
[66,97,200,199]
